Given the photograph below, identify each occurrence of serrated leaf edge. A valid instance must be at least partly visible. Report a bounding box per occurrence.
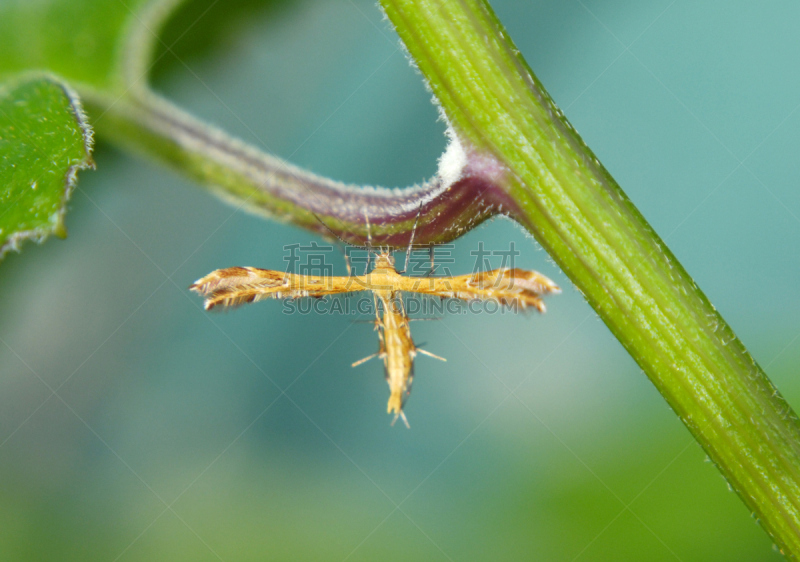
[0,75,95,259]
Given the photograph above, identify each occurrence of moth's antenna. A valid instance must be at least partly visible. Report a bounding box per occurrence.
[309,211,357,248]
[308,211,360,276]
[402,203,423,274]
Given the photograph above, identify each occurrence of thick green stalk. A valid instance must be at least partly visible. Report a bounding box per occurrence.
[379,0,800,556]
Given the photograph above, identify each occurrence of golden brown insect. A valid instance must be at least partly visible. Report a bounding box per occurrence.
[190,247,559,426]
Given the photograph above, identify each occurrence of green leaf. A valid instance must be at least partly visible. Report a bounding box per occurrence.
[0,0,179,94]
[0,75,94,258]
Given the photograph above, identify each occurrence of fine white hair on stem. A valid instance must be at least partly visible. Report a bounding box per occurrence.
[436,125,468,190]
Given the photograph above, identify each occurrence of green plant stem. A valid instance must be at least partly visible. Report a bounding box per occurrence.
[379,0,800,556]
[83,90,496,246]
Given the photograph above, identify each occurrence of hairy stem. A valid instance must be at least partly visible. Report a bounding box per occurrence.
[84,89,508,246]
[380,0,800,556]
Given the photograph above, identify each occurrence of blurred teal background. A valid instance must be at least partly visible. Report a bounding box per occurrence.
[2,0,800,560]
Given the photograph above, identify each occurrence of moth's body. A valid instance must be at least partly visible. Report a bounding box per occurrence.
[375,291,415,423]
[191,249,560,425]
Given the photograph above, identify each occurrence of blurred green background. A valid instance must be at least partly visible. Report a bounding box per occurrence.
[2,0,800,560]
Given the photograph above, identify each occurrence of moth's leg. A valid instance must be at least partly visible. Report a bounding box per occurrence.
[362,207,374,275]
[417,348,446,362]
[363,208,372,247]
[390,410,410,428]
[352,353,378,367]
[402,203,423,274]
[343,247,352,276]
